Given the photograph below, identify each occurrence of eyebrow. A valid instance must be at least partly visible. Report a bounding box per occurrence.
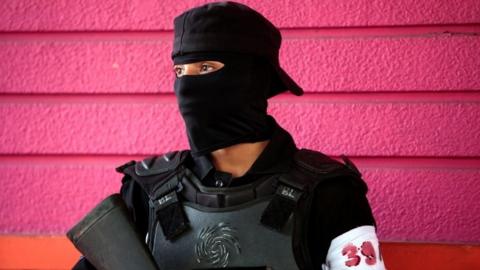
[174,60,223,65]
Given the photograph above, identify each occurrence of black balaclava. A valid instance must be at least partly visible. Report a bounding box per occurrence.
[173,51,275,157]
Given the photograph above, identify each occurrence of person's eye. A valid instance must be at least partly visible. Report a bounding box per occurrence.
[199,63,214,74]
[173,66,184,77]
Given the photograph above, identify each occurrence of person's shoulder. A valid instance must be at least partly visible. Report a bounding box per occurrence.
[115,149,190,176]
[115,149,190,196]
[293,148,356,174]
[300,149,374,228]
[291,148,367,192]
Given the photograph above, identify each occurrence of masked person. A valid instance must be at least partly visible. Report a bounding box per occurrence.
[72,1,386,270]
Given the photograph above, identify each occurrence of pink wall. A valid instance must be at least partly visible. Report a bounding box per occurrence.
[0,0,479,244]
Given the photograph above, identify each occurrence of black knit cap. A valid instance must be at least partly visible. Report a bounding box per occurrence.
[171,1,304,98]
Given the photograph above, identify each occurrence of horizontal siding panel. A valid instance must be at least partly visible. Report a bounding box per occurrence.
[0,101,479,156]
[0,164,478,243]
[1,0,479,31]
[0,41,172,94]
[1,35,479,94]
[0,165,120,234]
[366,169,480,243]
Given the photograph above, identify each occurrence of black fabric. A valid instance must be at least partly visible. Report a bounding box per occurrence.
[174,52,274,157]
[189,116,296,186]
[171,1,303,98]
[171,2,281,60]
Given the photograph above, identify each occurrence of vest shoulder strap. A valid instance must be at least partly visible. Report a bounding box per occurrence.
[116,150,191,241]
[260,148,366,231]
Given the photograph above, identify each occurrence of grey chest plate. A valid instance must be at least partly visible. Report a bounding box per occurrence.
[150,198,299,269]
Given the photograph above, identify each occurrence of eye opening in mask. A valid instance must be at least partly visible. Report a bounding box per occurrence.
[173,60,225,78]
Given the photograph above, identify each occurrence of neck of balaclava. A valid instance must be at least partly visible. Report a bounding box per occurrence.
[185,111,273,157]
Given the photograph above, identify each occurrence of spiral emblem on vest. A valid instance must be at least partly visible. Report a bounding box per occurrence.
[195,222,241,268]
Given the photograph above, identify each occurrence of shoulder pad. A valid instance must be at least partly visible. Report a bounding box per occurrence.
[290,149,367,193]
[115,150,190,198]
[115,160,136,174]
[293,149,361,178]
[134,150,189,176]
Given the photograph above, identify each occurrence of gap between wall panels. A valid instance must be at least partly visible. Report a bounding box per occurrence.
[1,92,480,104]
[0,24,479,41]
[0,154,479,170]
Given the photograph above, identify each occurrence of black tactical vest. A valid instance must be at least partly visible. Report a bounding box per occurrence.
[117,148,365,270]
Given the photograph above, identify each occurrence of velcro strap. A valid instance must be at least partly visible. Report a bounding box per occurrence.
[260,184,303,231]
[150,190,189,240]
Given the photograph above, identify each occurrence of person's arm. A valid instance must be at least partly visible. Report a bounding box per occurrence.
[118,174,150,237]
[71,175,150,270]
[309,178,386,270]
[322,225,385,270]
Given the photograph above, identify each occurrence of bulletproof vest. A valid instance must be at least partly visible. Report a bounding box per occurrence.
[117,149,365,270]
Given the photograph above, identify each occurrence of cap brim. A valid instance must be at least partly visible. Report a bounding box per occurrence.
[269,65,304,98]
